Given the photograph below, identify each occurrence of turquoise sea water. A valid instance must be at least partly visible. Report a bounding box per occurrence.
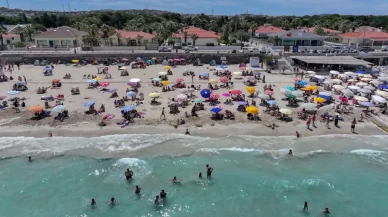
[0,135,387,217]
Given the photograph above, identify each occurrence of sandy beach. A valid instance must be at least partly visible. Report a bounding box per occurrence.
[0,63,386,138]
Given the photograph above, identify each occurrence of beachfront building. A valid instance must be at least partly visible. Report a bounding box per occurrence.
[173,26,219,46]
[254,25,284,39]
[267,30,328,46]
[108,30,156,46]
[338,32,388,46]
[1,33,21,45]
[34,26,87,48]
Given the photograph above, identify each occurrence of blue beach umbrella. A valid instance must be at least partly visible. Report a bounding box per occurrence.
[200,72,209,76]
[220,65,228,69]
[200,89,211,98]
[107,88,118,93]
[122,105,136,112]
[355,70,366,74]
[43,67,52,71]
[87,79,97,83]
[318,94,330,100]
[378,85,388,89]
[52,105,67,113]
[359,101,374,107]
[82,100,95,107]
[7,90,19,95]
[16,81,25,85]
[127,91,136,97]
[237,101,247,105]
[267,100,277,105]
[152,77,161,82]
[298,80,308,85]
[371,70,379,74]
[210,107,222,113]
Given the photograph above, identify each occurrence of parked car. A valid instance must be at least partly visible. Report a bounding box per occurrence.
[184,45,198,51]
[382,46,388,51]
[158,46,172,52]
[359,47,375,52]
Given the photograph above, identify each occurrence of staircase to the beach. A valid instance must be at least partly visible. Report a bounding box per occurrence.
[369,114,388,133]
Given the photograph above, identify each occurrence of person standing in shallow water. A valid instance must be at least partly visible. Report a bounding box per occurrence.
[303,201,308,211]
[135,186,141,194]
[91,199,96,206]
[125,168,134,180]
[206,164,213,178]
[28,156,32,162]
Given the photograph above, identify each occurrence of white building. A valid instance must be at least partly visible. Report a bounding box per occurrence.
[34,26,87,48]
[173,26,219,46]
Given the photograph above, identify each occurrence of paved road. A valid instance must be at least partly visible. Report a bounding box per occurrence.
[0,50,240,55]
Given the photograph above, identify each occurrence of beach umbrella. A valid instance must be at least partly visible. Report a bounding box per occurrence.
[319,92,331,96]
[348,85,360,90]
[130,78,140,83]
[285,86,295,91]
[237,101,247,105]
[100,82,109,87]
[332,79,342,84]
[16,81,25,85]
[164,66,172,70]
[355,70,366,74]
[361,78,372,82]
[308,85,318,91]
[82,101,95,107]
[176,78,184,83]
[43,67,52,71]
[7,90,19,95]
[378,84,388,90]
[216,68,225,71]
[363,85,375,90]
[246,106,259,114]
[279,108,292,115]
[127,82,137,87]
[52,79,60,83]
[72,59,79,63]
[107,88,117,93]
[200,89,211,98]
[359,101,374,107]
[230,89,242,95]
[264,90,274,95]
[323,80,334,84]
[246,86,255,94]
[152,77,161,82]
[258,94,270,100]
[119,67,128,70]
[122,58,129,61]
[87,79,97,83]
[127,91,136,97]
[314,97,326,103]
[330,70,339,75]
[280,88,292,94]
[285,94,296,99]
[356,82,368,86]
[220,76,229,83]
[149,92,161,98]
[122,105,136,112]
[208,79,217,84]
[354,96,368,102]
[376,90,388,98]
[52,105,67,113]
[291,90,303,97]
[200,72,209,76]
[161,80,171,85]
[177,94,188,101]
[183,69,190,73]
[192,98,204,103]
[378,76,388,82]
[28,105,44,112]
[300,103,317,110]
[298,80,308,85]
[95,77,102,81]
[333,85,345,90]
[372,95,387,103]
[210,106,222,113]
[220,65,228,68]
[358,89,371,94]
[318,94,330,101]
[210,93,220,100]
[233,71,242,76]
[267,100,277,105]
[222,92,230,97]
[340,89,354,97]
[158,71,167,76]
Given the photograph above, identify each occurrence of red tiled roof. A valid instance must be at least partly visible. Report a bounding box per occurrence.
[113,30,155,39]
[339,32,388,39]
[173,26,219,38]
[307,27,340,34]
[256,25,284,33]
[3,33,19,38]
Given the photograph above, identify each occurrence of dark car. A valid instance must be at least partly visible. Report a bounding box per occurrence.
[359,47,375,52]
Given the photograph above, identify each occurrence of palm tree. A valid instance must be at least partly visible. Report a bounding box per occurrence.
[250,22,258,37]
[273,35,281,46]
[183,31,188,44]
[14,26,25,42]
[126,37,133,46]
[190,33,199,46]
[135,35,144,47]
[0,25,7,47]
[115,32,122,46]
[100,24,114,45]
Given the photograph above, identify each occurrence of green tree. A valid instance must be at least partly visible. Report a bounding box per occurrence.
[183,31,188,43]
[115,32,122,46]
[314,26,325,35]
[24,25,37,41]
[190,33,199,46]
[135,34,144,47]
[14,26,25,42]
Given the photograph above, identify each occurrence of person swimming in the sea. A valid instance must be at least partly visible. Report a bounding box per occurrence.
[199,172,202,179]
[160,190,167,198]
[154,195,159,204]
[125,168,134,180]
[303,201,308,211]
[28,156,32,162]
[323,208,330,216]
[206,164,213,178]
[110,197,116,205]
[91,199,96,206]
[172,176,179,183]
[135,185,141,194]
[289,150,293,155]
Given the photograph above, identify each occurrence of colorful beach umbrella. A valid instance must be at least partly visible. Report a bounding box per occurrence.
[230,89,242,95]
[149,92,161,98]
[246,86,255,94]
[192,98,204,103]
[222,92,230,97]
[99,82,109,87]
[164,66,172,70]
[210,106,222,113]
[200,89,211,98]
[209,79,217,84]
[279,108,292,115]
[176,78,184,83]
[122,105,136,112]
[87,79,97,83]
[246,106,259,114]
[158,71,167,75]
[200,72,209,76]
[161,80,171,85]
[280,88,292,94]
[285,86,295,91]
[127,91,136,97]
[210,93,220,100]
[264,90,274,95]
[314,97,326,103]
[82,101,95,107]
[220,76,229,83]
[130,78,140,83]
[52,105,67,113]
[298,80,308,85]
[7,90,19,95]
[152,77,161,82]
[28,105,44,112]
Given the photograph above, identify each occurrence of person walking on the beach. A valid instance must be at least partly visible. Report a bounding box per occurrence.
[306,116,311,129]
[160,107,166,120]
[334,115,339,127]
[325,118,330,129]
[206,164,213,178]
[351,118,356,133]
[312,114,316,127]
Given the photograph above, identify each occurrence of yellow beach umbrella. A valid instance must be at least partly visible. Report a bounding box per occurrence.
[161,80,171,85]
[95,77,102,81]
[246,106,259,114]
[308,85,318,90]
[208,79,217,84]
[149,92,161,98]
[164,66,172,70]
[72,59,79,63]
[301,87,311,91]
[314,97,326,103]
[279,108,292,115]
[246,86,256,94]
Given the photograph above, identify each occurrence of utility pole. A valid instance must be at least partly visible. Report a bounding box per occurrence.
[6,0,9,9]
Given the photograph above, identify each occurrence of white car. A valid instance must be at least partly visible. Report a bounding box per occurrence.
[184,46,198,51]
